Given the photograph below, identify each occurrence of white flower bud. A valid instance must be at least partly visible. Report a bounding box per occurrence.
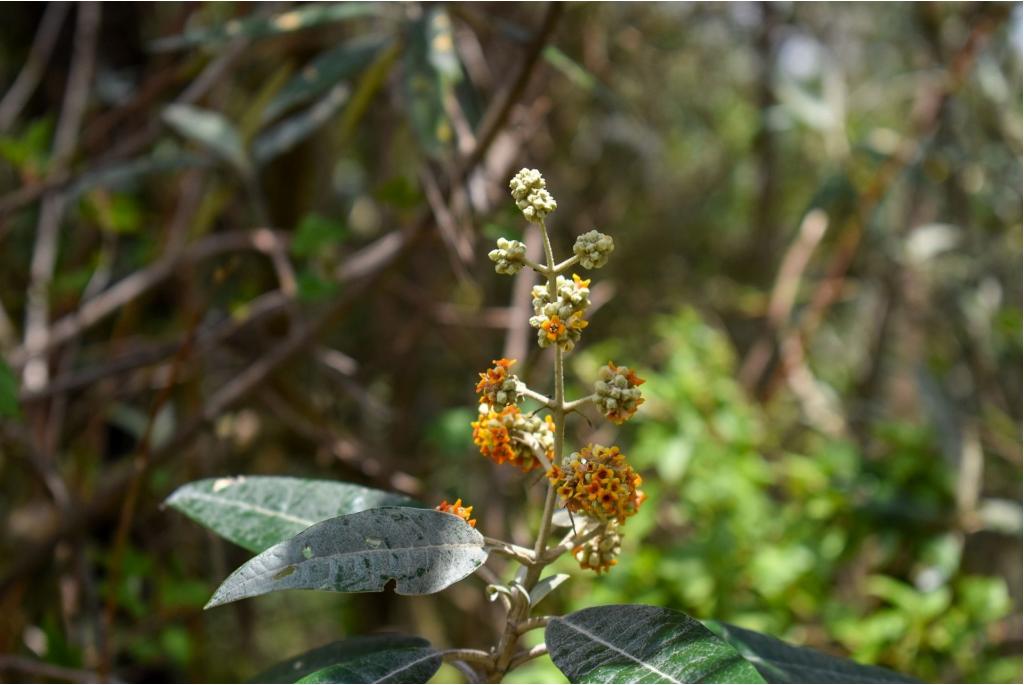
[573,230,615,269]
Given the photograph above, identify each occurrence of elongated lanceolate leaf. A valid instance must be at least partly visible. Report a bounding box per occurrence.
[546,605,764,684]
[152,3,383,51]
[263,35,389,123]
[255,634,441,684]
[205,507,487,608]
[162,104,249,173]
[165,476,418,553]
[705,622,918,684]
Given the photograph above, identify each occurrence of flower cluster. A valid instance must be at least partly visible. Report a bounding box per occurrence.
[436,498,476,528]
[509,168,557,223]
[548,444,645,523]
[574,522,622,573]
[472,405,555,472]
[488,238,527,275]
[595,362,646,424]
[475,358,522,407]
[573,230,615,270]
[529,274,591,351]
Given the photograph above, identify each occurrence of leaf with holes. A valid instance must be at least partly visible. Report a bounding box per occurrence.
[205,507,487,608]
[546,605,764,684]
[705,622,918,684]
[165,476,418,553]
[254,634,441,684]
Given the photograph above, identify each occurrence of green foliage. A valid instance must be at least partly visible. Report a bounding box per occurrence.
[256,635,441,684]
[165,476,418,553]
[0,359,20,418]
[546,605,764,684]
[205,506,487,607]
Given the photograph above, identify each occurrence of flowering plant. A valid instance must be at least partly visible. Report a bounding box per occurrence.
[166,170,914,684]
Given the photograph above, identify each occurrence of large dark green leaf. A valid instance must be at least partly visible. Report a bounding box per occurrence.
[705,622,918,684]
[546,605,764,684]
[205,506,487,608]
[165,476,418,553]
[255,634,441,684]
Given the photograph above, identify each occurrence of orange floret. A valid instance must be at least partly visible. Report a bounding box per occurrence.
[436,498,476,527]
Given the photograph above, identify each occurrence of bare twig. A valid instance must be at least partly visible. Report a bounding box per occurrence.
[0,2,71,132]
[508,643,547,671]
[8,230,291,368]
[0,655,110,684]
[22,2,101,392]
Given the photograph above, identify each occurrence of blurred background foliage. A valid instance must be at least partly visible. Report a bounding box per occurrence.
[0,2,1020,683]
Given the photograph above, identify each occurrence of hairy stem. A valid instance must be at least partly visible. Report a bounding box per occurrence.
[489,219,566,680]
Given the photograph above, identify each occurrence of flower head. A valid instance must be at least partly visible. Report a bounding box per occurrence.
[574,521,622,573]
[509,168,556,223]
[595,362,646,424]
[475,358,522,407]
[547,444,645,523]
[488,238,528,275]
[529,274,591,351]
[472,404,555,472]
[436,498,476,527]
[573,230,615,270]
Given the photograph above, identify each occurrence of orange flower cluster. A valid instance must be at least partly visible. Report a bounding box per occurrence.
[436,498,476,527]
[547,444,645,523]
[475,358,520,407]
[472,405,555,472]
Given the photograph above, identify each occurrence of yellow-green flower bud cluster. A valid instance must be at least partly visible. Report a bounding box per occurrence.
[528,274,591,351]
[574,521,622,573]
[509,168,557,223]
[595,362,646,424]
[573,230,615,270]
[488,238,527,275]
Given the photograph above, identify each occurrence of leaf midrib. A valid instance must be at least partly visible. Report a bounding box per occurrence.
[553,616,682,684]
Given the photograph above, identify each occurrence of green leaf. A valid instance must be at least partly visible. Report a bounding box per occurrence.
[255,635,441,684]
[166,476,418,553]
[205,507,487,608]
[252,83,351,164]
[152,3,383,52]
[162,104,249,173]
[546,605,764,684]
[403,8,459,158]
[296,268,341,302]
[705,622,918,684]
[0,359,21,418]
[291,214,348,258]
[264,35,390,123]
[529,573,569,607]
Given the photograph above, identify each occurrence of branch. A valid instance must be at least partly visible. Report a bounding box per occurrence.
[0,2,71,132]
[508,644,547,671]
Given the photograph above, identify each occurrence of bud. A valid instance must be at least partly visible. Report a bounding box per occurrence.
[509,168,557,223]
[573,230,615,269]
[547,444,645,523]
[436,498,476,527]
[574,521,622,573]
[594,362,645,424]
[488,237,527,275]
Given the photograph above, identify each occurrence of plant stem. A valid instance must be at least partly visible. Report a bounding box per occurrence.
[488,219,566,681]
